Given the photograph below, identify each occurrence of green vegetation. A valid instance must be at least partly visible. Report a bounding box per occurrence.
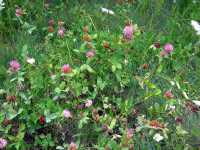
[0,0,200,149]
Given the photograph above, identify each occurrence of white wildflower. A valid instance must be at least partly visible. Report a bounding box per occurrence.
[193,100,200,107]
[85,99,93,107]
[153,133,164,142]
[149,44,156,50]
[0,0,5,11]
[101,7,115,15]
[112,134,121,140]
[26,57,35,65]
[170,81,175,86]
[124,59,128,65]
[50,74,56,80]
[169,105,176,111]
[191,20,200,35]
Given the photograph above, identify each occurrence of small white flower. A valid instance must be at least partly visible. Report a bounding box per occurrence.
[85,99,93,107]
[149,44,156,50]
[193,100,200,107]
[153,133,164,142]
[112,134,121,139]
[191,20,200,35]
[170,81,175,86]
[0,0,5,11]
[101,7,115,15]
[63,109,72,118]
[169,105,176,111]
[26,57,35,65]
[50,74,56,80]
[124,59,128,65]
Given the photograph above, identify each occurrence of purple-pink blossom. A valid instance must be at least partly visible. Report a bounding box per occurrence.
[61,64,71,74]
[0,138,7,149]
[15,8,23,17]
[48,19,54,26]
[164,90,174,99]
[85,99,93,107]
[123,25,134,40]
[126,128,134,139]
[58,27,65,38]
[63,109,72,118]
[9,60,20,72]
[69,142,77,150]
[164,43,174,54]
[86,50,95,58]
